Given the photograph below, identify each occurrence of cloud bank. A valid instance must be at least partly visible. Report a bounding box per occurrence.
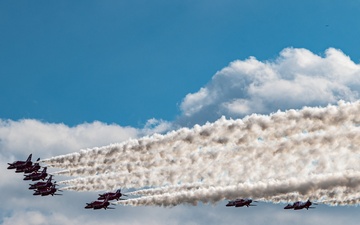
[179,48,360,125]
[0,119,139,159]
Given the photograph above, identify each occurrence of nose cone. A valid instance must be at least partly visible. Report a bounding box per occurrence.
[85,204,93,209]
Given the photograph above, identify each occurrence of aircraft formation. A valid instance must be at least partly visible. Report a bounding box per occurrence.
[225,198,318,210]
[8,154,320,210]
[7,154,62,196]
[7,155,129,210]
[84,189,127,210]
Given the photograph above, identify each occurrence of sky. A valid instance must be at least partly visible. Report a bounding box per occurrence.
[2,0,360,224]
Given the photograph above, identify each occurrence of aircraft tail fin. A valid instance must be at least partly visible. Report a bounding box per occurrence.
[26,154,32,162]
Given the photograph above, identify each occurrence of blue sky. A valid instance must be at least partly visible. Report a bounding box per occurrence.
[2,1,360,225]
[2,0,360,126]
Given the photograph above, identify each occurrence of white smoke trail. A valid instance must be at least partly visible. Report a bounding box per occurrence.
[42,101,360,207]
[42,101,360,171]
[125,182,206,196]
[115,170,360,207]
[57,125,360,191]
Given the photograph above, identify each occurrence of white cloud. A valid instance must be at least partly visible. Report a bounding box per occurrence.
[181,88,211,117]
[0,119,139,159]
[141,118,174,135]
[222,99,252,115]
[179,48,360,125]
[2,211,47,225]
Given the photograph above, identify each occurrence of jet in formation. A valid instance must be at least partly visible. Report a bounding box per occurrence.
[8,154,63,198]
[98,189,127,201]
[15,160,41,173]
[85,196,115,210]
[85,189,127,210]
[284,200,318,210]
[23,167,48,181]
[7,154,39,170]
[29,175,54,190]
[33,183,62,196]
[226,198,257,207]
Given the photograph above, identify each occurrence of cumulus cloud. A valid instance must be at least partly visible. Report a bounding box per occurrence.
[179,48,360,125]
[140,118,174,136]
[0,119,139,160]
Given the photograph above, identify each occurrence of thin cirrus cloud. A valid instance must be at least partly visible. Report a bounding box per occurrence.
[179,48,360,125]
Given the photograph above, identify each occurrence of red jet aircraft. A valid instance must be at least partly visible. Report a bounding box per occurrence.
[33,183,62,196]
[226,198,257,207]
[85,196,115,210]
[15,161,41,174]
[23,167,48,181]
[284,200,318,210]
[98,189,127,201]
[7,154,34,170]
[29,175,54,190]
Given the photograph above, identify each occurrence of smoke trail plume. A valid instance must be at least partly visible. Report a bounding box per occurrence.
[43,100,360,170]
[44,101,360,207]
[116,171,360,207]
